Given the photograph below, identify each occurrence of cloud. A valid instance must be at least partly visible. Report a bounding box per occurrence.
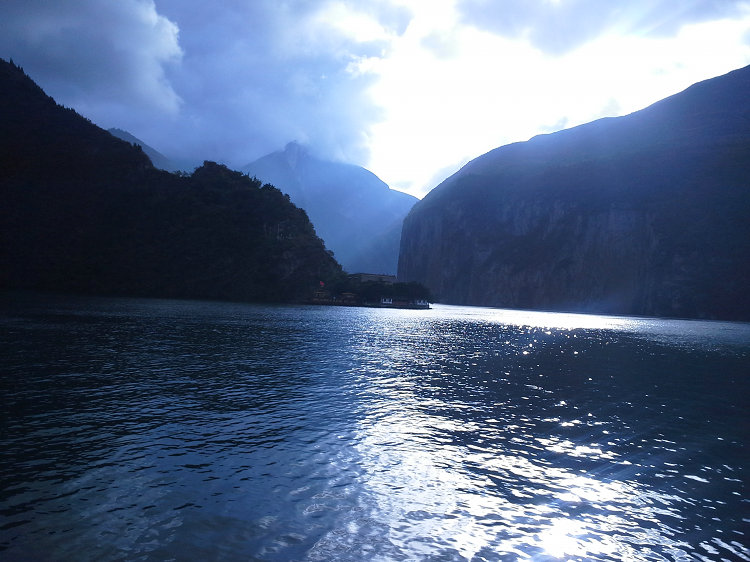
[421,29,462,59]
[1,0,748,199]
[455,0,748,54]
[151,0,401,166]
[0,0,182,115]
[363,1,750,197]
[0,0,411,168]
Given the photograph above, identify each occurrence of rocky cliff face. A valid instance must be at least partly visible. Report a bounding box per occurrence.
[399,66,750,320]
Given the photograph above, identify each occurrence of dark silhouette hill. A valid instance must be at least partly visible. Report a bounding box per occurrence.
[243,142,417,275]
[398,65,750,320]
[0,59,342,302]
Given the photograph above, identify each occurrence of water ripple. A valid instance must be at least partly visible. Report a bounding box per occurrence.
[1,295,748,560]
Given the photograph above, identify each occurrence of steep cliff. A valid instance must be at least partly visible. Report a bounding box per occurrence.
[398,66,750,320]
[1,59,342,302]
[244,142,417,275]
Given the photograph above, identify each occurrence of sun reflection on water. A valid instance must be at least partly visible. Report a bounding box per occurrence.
[322,305,739,560]
[2,299,748,561]
[538,518,589,558]
[351,407,677,560]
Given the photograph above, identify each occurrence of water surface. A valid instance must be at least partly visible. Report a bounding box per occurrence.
[1,294,748,560]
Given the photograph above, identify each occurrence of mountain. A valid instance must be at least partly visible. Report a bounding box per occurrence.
[0,58,342,302]
[108,127,178,171]
[398,65,750,320]
[243,142,417,275]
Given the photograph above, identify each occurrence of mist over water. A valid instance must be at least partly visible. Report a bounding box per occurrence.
[1,294,748,561]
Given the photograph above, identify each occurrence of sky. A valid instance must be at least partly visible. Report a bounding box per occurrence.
[2,0,750,198]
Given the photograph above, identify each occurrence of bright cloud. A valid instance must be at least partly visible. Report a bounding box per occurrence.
[1,0,748,197]
[0,0,182,118]
[360,0,750,196]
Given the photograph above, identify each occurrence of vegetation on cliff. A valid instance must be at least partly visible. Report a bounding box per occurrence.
[320,276,432,304]
[0,59,342,303]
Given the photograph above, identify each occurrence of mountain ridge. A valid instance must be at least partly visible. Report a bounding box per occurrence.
[107,127,179,172]
[0,58,342,302]
[398,65,750,320]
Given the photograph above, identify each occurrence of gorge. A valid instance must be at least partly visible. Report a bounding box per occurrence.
[398,65,750,321]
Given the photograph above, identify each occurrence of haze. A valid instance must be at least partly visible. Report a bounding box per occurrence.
[2,0,749,197]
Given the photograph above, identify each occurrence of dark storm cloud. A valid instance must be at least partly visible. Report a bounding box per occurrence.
[153,0,406,166]
[0,0,411,168]
[0,0,182,115]
[456,0,747,54]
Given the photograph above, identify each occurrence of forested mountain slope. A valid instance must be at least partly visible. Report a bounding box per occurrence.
[0,59,342,302]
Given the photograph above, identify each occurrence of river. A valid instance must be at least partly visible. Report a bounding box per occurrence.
[1,293,748,561]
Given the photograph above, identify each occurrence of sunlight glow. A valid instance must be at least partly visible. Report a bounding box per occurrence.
[290,304,734,560]
[538,518,587,558]
[350,2,750,197]
[317,2,392,44]
[431,304,643,332]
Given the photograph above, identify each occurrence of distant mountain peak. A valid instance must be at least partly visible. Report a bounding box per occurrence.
[107,128,177,172]
[283,141,308,170]
[284,140,305,152]
[243,144,417,275]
